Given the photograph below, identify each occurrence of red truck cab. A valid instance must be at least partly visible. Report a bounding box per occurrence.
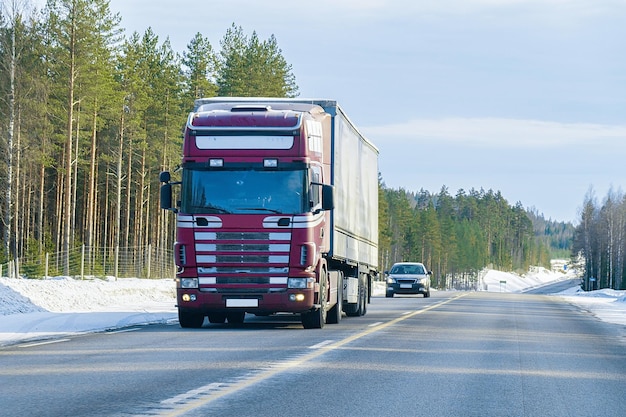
[160,100,338,328]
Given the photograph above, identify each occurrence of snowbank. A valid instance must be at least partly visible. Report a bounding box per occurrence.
[481,267,568,292]
[0,277,177,347]
[0,276,176,314]
[555,286,626,327]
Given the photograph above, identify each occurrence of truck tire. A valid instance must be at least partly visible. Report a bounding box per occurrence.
[326,273,342,324]
[302,274,327,329]
[345,276,365,317]
[207,312,226,324]
[178,310,204,328]
[358,284,367,316]
[226,312,245,324]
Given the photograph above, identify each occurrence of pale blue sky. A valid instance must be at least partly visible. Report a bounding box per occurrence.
[40,0,626,223]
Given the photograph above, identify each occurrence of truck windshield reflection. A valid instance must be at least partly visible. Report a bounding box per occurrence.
[183,169,306,214]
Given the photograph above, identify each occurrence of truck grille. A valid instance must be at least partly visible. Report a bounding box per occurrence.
[194,230,291,274]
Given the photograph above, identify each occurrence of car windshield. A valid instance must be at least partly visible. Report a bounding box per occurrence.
[182,168,307,214]
[391,264,425,275]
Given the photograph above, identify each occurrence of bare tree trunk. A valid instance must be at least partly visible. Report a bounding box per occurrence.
[123,131,132,248]
[14,103,22,258]
[86,101,98,250]
[71,102,80,247]
[62,7,78,275]
[137,146,146,248]
[115,110,124,254]
[145,179,151,248]
[38,163,45,253]
[2,0,18,261]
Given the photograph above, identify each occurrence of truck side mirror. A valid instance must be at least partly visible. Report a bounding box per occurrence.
[159,171,171,183]
[160,183,173,210]
[321,184,335,211]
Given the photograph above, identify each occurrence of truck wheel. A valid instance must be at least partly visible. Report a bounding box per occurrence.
[178,310,204,328]
[302,307,325,329]
[326,273,342,324]
[226,312,245,324]
[358,284,367,316]
[302,276,327,329]
[207,312,226,324]
[345,277,364,317]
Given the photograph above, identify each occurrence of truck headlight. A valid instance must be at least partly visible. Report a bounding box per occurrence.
[288,278,314,289]
[180,278,199,289]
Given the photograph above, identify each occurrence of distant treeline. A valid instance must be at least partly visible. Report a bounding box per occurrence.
[378,183,574,288]
[573,188,626,290]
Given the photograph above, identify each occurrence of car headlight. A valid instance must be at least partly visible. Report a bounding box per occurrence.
[180,278,199,289]
[387,277,395,284]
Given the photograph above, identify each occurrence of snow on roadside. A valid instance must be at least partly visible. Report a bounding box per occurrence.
[0,269,624,347]
[481,268,626,327]
[0,276,176,314]
[0,276,177,347]
[481,267,569,292]
[555,286,626,327]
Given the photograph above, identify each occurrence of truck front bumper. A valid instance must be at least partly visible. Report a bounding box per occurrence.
[176,288,316,315]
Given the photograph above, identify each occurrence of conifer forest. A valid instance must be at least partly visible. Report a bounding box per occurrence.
[3,0,621,290]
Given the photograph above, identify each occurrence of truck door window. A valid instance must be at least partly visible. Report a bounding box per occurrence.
[309,167,322,211]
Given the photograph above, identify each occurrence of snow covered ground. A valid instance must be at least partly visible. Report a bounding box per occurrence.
[1,269,624,347]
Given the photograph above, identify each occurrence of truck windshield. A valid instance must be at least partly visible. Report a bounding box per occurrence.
[182,169,307,215]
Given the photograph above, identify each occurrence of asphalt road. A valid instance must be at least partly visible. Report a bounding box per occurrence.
[1,290,624,417]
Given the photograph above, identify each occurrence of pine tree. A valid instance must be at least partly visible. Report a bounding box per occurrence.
[217,23,298,97]
[182,32,218,103]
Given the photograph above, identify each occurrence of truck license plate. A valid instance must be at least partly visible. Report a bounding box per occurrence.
[226,299,258,308]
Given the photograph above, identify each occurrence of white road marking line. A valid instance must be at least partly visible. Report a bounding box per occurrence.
[308,339,335,349]
[18,339,71,348]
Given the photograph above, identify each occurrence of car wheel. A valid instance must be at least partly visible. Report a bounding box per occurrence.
[386,290,394,298]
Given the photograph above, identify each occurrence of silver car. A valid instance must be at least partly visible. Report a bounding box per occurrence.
[385,262,432,298]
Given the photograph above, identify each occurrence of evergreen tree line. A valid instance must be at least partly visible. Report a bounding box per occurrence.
[378,183,554,289]
[573,188,626,290]
[0,0,297,273]
[1,1,576,284]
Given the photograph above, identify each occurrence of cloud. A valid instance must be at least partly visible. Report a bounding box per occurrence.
[363,118,626,149]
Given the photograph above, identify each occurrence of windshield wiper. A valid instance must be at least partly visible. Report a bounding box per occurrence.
[236,207,282,214]
[203,205,231,214]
